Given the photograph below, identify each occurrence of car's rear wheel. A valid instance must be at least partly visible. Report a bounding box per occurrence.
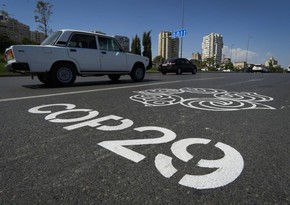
[161,71,167,75]
[192,68,197,74]
[108,74,121,81]
[51,63,76,86]
[130,64,145,82]
[176,67,182,75]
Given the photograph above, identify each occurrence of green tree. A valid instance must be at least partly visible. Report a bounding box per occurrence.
[0,34,15,52]
[205,57,215,67]
[153,55,164,68]
[34,1,53,37]
[142,31,152,69]
[131,35,141,55]
[225,62,234,70]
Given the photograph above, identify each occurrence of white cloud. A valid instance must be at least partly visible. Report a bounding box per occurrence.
[223,45,258,63]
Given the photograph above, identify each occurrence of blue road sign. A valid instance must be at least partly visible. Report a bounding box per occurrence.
[172,29,187,38]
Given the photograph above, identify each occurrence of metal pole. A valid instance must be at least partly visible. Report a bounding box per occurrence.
[180,0,184,58]
[245,36,252,66]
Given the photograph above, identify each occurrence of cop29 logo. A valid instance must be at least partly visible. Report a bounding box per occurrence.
[130,88,276,111]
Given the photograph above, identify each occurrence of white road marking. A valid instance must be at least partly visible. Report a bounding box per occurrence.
[0,77,224,102]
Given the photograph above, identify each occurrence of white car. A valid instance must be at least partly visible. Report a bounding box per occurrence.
[287,65,290,73]
[5,29,149,86]
[252,64,267,73]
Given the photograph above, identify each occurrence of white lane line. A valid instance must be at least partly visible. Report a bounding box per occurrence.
[0,77,224,103]
[223,78,263,86]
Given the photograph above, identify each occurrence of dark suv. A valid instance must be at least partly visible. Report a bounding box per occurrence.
[158,58,197,75]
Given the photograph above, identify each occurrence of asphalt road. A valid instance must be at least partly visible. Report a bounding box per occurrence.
[1,73,289,204]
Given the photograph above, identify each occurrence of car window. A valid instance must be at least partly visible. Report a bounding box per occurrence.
[41,31,62,45]
[67,33,97,49]
[98,37,121,52]
[176,59,182,64]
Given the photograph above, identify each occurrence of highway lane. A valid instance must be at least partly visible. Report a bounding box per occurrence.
[1,73,289,204]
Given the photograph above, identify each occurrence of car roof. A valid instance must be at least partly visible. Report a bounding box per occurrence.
[59,29,110,37]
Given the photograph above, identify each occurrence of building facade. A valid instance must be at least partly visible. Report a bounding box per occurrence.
[192,52,202,61]
[158,31,179,60]
[202,33,223,65]
[0,10,45,44]
[265,57,278,67]
[0,11,30,42]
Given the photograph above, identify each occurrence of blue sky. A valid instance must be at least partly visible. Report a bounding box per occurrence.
[3,0,290,68]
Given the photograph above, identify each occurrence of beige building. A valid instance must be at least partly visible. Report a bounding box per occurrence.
[158,31,179,60]
[30,31,46,44]
[234,61,247,70]
[192,52,202,61]
[202,33,223,65]
[265,57,278,67]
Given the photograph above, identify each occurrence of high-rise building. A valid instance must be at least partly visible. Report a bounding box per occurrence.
[202,33,223,65]
[158,31,179,60]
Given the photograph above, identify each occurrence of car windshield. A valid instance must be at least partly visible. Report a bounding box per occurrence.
[41,31,62,45]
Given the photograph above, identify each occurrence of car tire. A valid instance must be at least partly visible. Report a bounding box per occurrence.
[37,74,52,85]
[108,74,121,81]
[192,68,197,74]
[176,67,182,75]
[130,64,145,82]
[161,71,167,75]
[51,63,76,86]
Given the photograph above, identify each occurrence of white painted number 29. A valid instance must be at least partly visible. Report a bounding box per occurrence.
[155,138,244,189]
[28,103,244,190]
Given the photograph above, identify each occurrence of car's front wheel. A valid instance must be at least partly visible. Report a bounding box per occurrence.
[51,63,76,86]
[130,64,145,82]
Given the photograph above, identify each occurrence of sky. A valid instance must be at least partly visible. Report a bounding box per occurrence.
[2,0,290,68]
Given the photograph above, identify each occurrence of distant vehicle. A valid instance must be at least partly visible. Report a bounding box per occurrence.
[223,69,231,72]
[158,58,197,75]
[287,65,290,73]
[5,29,149,86]
[252,64,267,73]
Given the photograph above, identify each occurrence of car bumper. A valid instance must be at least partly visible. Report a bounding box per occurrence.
[5,62,30,72]
[158,66,176,72]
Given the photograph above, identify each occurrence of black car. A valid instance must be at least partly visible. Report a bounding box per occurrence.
[158,58,197,75]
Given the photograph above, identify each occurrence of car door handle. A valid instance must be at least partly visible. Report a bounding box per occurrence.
[70,49,76,52]
[101,51,107,54]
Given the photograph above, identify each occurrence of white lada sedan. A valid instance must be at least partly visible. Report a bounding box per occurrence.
[5,29,149,86]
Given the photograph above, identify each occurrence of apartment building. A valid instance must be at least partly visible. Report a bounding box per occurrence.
[0,10,45,43]
[158,31,179,60]
[30,30,45,44]
[202,33,223,65]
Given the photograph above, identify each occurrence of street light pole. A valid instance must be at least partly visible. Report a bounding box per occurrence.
[245,36,252,67]
[180,0,184,58]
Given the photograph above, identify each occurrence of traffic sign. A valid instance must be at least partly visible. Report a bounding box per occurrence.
[172,29,187,38]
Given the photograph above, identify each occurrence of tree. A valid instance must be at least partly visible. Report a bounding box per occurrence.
[131,35,141,55]
[142,31,152,69]
[153,55,164,68]
[0,34,15,52]
[34,1,53,37]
